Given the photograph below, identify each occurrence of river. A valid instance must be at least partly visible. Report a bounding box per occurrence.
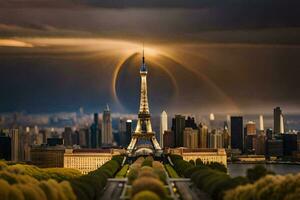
[228,163,300,177]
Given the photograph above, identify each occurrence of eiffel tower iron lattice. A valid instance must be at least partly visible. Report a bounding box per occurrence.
[127,48,162,156]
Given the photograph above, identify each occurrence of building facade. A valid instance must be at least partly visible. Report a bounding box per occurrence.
[64,149,125,174]
[168,148,227,167]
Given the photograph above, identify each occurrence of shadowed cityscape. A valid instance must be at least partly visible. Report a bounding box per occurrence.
[1,1,300,200]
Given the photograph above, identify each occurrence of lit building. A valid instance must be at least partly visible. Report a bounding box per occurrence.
[198,123,208,148]
[231,116,244,153]
[102,105,113,145]
[160,111,168,148]
[168,148,227,167]
[64,149,125,174]
[183,128,198,148]
[245,121,256,153]
[209,113,215,130]
[259,115,264,132]
[208,131,223,149]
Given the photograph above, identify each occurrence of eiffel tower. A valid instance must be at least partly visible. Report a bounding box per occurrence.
[127,48,162,157]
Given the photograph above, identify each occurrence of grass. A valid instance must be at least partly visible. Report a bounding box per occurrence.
[164,164,180,178]
[115,164,129,178]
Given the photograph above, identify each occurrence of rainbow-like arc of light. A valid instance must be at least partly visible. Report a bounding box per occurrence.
[4,37,239,112]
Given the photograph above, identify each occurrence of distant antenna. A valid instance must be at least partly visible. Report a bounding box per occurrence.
[142,42,145,64]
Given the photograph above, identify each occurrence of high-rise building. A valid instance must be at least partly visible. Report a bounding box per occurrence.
[160,111,168,148]
[90,113,100,148]
[274,107,282,134]
[183,128,198,148]
[231,116,244,152]
[22,127,31,161]
[254,133,266,155]
[10,128,20,161]
[125,120,132,146]
[62,127,73,147]
[185,116,197,129]
[163,130,174,148]
[282,134,297,156]
[102,105,113,145]
[172,115,186,147]
[198,123,208,148]
[223,126,230,149]
[280,114,285,134]
[245,121,256,153]
[0,136,11,160]
[209,113,215,130]
[259,115,264,132]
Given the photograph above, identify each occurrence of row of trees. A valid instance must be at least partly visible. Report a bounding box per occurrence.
[70,155,124,200]
[224,173,300,200]
[127,156,170,200]
[0,161,76,200]
[169,155,248,200]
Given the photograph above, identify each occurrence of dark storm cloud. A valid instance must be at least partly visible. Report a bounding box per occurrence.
[0,0,300,114]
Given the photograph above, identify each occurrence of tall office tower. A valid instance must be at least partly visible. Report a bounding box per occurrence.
[223,126,230,148]
[78,128,88,147]
[280,114,285,134]
[62,127,73,146]
[90,113,99,148]
[0,136,11,160]
[274,107,282,134]
[119,118,127,133]
[198,123,208,148]
[23,127,31,161]
[259,115,264,132]
[125,120,132,146]
[266,128,273,140]
[246,121,256,135]
[102,105,113,145]
[254,133,266,155]
[209,113,215,130]
[245,121,256,153]
[231,116,244,152]
[163,130,174,148]
[10,128,20,161]
[160,111,168,148]
[183,127,198,148]
[172,115,186,147]
[208,131,223,149]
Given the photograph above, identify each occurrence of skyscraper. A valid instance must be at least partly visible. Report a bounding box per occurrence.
[259,115,264,132]
[10,128,20,161]
[172,115,186,147]
[231,116,244,152]
[245,121,256,153]
[198,123,208,148]
[160,111,168,148]
[90,113,99,148]
[274,107,282,134]
[102,105,112,145]
[183,127,198,148]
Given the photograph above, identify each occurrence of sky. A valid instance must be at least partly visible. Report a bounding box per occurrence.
[0,0,300,115]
